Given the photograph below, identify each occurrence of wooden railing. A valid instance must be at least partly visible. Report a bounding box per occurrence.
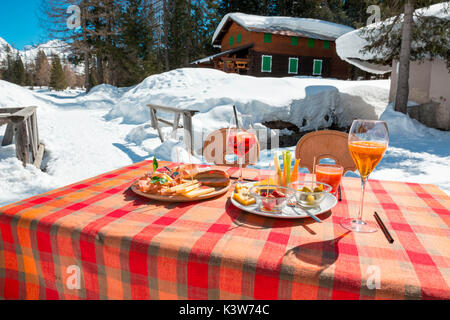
[147,104,199,155]
[0,106,44,168]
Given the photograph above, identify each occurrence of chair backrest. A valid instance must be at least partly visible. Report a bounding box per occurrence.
[203,128,260,167]
[295,130,356,174]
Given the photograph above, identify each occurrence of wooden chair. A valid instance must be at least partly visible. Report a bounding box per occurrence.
[203,128,260,167]
[295,130,356,174]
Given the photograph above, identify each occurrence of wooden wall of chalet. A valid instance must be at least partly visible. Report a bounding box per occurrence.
[220,22,350,79]
[249,51,332,78]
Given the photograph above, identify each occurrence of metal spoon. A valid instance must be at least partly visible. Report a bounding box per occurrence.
[288,201,323,223]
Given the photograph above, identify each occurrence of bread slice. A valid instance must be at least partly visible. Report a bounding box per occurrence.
[195,170,230,188]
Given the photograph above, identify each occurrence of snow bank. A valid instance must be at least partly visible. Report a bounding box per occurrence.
[0,80,51,109]
[107,68,341,130]
[107,68,390,132]
[370,103,450,191]
[213,13,354,45]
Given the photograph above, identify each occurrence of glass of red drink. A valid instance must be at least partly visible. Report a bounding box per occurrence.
[227,114,258,183]
[315,164,344,195]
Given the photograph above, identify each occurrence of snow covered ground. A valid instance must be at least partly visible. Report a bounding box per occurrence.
[0,68,449,206]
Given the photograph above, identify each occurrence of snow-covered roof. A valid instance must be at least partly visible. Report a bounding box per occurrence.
[335,2,450,74]
[191,44,253,65]
[212,13,354,46]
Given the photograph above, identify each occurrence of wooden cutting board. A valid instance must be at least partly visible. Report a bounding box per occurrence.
[130,180,231,202]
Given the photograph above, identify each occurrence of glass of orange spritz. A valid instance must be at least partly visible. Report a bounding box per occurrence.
[341,120,389,233]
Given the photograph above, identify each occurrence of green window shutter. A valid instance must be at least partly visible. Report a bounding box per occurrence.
[291,36,298,46]
[289,58,298,74]
[229,36,233,46]
[323,40,330,49]
[264,33,272,43]
[308,38,315,48]
[313,59,322,75]
[262,55,272,72]
[237,33,242,44]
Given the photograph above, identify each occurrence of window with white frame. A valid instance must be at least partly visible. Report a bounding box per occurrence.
[313,59,323,75]
[288,58,299,74]
[261,55,272,73]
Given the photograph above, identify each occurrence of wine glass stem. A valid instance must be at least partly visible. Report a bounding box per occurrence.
[238,156,243,183]
[358,177,367,221]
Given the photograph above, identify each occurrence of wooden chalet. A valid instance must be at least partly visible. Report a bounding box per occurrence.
[192,13,354,79]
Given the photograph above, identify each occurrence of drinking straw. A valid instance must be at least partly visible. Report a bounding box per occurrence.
[312,156,316,188]
[188,150,194,182]
[233,105,240,130]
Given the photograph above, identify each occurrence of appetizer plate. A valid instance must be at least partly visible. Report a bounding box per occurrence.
[131,180,231,202]
[231,183,337,219]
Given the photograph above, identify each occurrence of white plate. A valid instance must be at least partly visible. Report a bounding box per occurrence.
[230,183,338,219]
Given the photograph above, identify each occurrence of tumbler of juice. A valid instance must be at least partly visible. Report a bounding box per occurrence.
[315,164,344,195]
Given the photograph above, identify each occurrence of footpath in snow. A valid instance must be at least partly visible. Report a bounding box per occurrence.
[0,68,449,206]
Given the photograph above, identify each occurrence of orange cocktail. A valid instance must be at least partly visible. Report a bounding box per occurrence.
[348,141,387,179]
[315,164,344,194]
[341,119,389,233]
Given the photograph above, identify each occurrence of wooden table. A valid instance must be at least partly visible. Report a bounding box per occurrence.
[0,161,449,299]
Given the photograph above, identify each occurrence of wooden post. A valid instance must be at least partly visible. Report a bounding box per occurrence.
[149,106,157,128]
[183,112,194,155]
[172,112,180,139]
[31,112,39,148]
[150,108,164,142]
[2,123,14,146]
[14,120,30,167]
[33,143,45,169]
[26,117,37,162]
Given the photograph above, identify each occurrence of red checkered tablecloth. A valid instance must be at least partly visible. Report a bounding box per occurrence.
[0,160,449,300]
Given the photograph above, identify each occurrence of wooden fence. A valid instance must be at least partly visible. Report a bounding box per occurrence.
[0,106,44,168]
[147,104,198,155]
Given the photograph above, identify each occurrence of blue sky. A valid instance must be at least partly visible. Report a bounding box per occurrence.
[0,0,47,49]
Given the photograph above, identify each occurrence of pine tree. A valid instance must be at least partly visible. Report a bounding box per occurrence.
[2,47,15,83]
[34,50,51,87]
[11,54,27,86]
[218,0,274,16]
[64,64,77,88]
[25,62,35,87]
[89,66,99,88]
[49,55,67,91]
[114,0,160,86]
[343,0,381,28]
[360,0,449,113]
